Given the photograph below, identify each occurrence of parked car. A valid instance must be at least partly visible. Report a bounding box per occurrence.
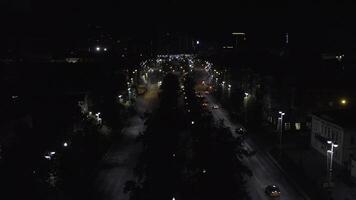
[212,105,219,109]
[265,185,281,198]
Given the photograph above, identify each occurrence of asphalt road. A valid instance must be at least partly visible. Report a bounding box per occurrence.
[91,84,159,200]
[205,94,306,200]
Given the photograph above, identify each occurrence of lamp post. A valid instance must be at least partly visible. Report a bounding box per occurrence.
[327,140,338,187]
[278,111,285,151]
[244,93,249,125]
[232,32,246,48]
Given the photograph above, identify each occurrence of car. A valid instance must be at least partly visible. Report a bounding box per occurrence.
[265,185,281,198]
[235,128,247,136]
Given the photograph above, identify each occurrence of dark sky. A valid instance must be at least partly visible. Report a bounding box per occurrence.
[2,0,356,50]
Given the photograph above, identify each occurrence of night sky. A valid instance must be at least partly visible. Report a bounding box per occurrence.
[2,0,356,50]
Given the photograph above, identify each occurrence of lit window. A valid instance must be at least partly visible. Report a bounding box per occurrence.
[295,123,301,130]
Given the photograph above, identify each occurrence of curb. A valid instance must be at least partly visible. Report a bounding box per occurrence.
[266,152,311,200]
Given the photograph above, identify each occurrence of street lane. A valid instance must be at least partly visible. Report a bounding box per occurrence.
[92,84,159,200]
[205,94,306,200]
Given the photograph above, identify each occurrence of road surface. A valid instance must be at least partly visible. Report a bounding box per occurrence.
[206,94,307,200]
[91,84,159,200]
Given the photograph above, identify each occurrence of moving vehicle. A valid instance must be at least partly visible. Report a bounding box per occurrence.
[265,185,281,198]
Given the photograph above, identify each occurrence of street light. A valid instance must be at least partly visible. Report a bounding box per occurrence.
[340,98,348,106]
[278,111,285,152]
[63,142,68,147]
[326,140,338,187]
[243,93,250,124]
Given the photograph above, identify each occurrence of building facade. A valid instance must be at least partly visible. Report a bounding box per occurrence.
[311,113,356,167]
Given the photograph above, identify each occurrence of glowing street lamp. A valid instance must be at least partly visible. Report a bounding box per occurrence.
[326,140,338,187]
[243,92,250,124]
[340,98,348,106]
[278,111,285,151]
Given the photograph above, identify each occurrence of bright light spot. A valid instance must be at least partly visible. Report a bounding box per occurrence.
[44,155,51,160]
[232,32,246,35]
[202,169,207,173]
[196,40,200,45]
[340,99,348,105]
[96,47,101,51]
[173,153,176,157]
[103,48,107,51]
[191,121,195,125]
[228,84,232,88]
[185,96,187,99]
[12,95,18,99]
[50,152,56,155]
[63,142,68,147]
[118,95,123,98]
